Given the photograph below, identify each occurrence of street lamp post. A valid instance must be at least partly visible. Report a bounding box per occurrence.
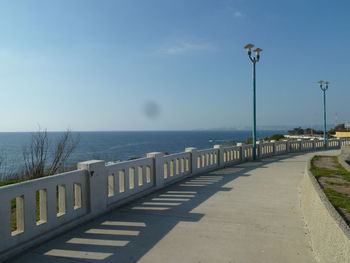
[244,43,263,160]
[318,80,329,149]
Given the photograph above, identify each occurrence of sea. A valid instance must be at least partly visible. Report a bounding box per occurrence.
[0,130,285,179]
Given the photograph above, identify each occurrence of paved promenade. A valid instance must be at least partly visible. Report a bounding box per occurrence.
[10,150,338,263]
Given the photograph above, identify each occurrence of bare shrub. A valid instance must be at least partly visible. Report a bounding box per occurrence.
[48,131,80,175]
[0,151,18,181]
[23,128,80,179]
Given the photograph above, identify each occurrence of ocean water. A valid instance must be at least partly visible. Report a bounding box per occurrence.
[0,130,285,176]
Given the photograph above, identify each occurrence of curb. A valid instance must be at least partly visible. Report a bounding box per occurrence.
[300,157,350,263]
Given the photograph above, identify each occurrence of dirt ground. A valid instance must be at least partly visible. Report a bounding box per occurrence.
[313,157,337,170]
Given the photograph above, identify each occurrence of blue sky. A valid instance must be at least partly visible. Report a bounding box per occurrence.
[0,0,349,131]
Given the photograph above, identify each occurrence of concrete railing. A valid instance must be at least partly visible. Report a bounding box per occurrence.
[1,138,350,261]
[162,151,191,184]
[105,157,155,205]
[196,148,220,173]
[0,170,89,260]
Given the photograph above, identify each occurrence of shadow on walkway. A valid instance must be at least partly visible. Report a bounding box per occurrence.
[10,153,313,263]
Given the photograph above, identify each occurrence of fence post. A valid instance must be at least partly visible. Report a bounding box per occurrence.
[77,160,107,217]
[146,152,164,188]
[185,147,198,175]
[213,145,225,168]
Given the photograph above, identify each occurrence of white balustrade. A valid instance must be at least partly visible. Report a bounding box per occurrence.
[0,170,88,255]
[163,152,191,184]
[105,157,154,205]
[275,141,288,154]
[196,149,219,173]
[1,138,349,261]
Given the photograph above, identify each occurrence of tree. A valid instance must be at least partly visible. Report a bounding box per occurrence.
[334,124,346,132]
[288,127,304,135]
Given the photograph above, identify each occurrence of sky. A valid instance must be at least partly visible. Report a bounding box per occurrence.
[0,0,349,132]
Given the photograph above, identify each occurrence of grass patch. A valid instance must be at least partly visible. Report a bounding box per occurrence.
[310,155,350,182]
[323,188,350,213]
[0,180,22,187]
[310,155,350,223]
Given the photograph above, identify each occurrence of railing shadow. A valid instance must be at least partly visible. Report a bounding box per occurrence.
[10,152,324,263]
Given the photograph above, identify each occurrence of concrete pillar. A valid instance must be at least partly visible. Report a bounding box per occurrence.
[270,140,277,155]
[310,139,315,150]
[185,147,198,175]
[213,145,225,168]
[256,141,262,158]
[341,139,345,146]
[146,152,164,188]
[24,192,37,237]
[237,143,245,162]
[77,160,107,216]
[286,141,291,152]
[0,198,10,249]
[296,139,301,151]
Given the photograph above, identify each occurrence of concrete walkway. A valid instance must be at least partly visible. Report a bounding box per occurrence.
[10,150,338,263]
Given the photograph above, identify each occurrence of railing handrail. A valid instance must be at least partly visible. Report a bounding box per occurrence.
[0,169,85,191]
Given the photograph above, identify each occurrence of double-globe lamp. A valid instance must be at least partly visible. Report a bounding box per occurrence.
[244,43,263,160]
[318,80,329,149]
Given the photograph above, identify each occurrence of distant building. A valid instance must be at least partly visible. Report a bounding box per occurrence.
[335,131,350,138]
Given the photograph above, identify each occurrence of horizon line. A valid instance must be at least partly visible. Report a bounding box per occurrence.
[0,128,302,133]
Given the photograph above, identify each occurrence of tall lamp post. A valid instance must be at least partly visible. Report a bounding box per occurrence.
[244,43,263,160]
[318,80,329,149]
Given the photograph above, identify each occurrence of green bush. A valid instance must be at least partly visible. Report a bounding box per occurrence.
[265,134,285,141]
[245,137,253,144]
